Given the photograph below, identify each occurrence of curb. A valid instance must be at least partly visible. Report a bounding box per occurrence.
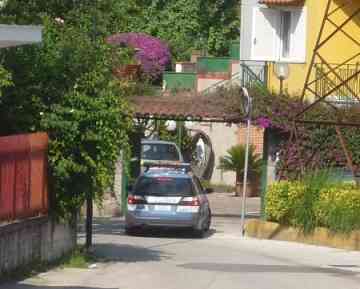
[246,219,360,251]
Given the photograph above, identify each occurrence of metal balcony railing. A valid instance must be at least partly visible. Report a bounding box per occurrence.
[201,62,268,95]
[240,63,268,89]
[315,63,360,105]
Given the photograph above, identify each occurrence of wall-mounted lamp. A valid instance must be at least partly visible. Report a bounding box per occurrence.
[274,62,290,95]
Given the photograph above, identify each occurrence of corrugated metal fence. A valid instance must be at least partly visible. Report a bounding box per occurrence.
[0,133,49,222]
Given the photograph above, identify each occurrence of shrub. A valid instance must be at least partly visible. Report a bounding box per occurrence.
[290,170,334,233]
[266,171,360,234]
[316,184,360,233]
[107,33,171,80]
[265,180,305,226]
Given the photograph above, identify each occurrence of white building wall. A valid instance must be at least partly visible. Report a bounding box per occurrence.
[240,0,258,61]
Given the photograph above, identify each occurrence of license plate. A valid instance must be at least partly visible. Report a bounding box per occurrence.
[147,196,181,204]
[154,205,172,212]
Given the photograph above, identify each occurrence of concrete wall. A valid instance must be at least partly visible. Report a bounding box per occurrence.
[231,61,240,75]
[197,74,230,93]
[191,122,238,186]
[0,216,76,275]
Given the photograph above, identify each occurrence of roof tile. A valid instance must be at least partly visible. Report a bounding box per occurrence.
[259,0,304,6]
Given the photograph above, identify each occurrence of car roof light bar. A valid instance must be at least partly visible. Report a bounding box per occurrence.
[143,161,191,173]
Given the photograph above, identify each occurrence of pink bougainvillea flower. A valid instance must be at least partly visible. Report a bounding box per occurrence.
[107,33,171,80]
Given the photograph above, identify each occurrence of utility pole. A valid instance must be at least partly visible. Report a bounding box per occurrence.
[85,0,97,251]
[240,87,252,237]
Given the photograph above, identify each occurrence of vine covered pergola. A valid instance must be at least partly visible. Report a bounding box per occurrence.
[292,0,360,177]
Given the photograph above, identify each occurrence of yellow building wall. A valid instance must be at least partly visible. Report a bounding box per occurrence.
[267,0,360,97]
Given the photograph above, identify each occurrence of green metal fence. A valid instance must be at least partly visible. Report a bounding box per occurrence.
[197,57,232,74]
[163,72,197,90]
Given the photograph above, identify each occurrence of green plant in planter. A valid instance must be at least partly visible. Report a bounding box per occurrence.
[218,144,262,196]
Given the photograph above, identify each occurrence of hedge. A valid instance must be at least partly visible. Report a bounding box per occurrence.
[266,180,360,234]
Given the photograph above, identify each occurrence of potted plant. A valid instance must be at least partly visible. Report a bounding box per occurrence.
[218,144,262,197]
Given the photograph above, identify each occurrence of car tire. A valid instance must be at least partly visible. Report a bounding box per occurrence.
[204,210,211,232]
[194,228,205,238]
[125,226,136,236]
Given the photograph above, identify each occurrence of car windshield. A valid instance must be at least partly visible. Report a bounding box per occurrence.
[133,176,194,196]
[142,143,180,161]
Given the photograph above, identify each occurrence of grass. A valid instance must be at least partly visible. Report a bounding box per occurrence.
[60,246,96,269]
[0,246,97,283]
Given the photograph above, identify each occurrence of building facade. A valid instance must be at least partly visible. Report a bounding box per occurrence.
[240,0,360,99]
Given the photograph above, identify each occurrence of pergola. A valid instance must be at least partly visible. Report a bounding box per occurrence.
[131,92,246,124]
[292,0,360,176]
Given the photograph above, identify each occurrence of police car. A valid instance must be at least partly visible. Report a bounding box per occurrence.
[125,163,212,237]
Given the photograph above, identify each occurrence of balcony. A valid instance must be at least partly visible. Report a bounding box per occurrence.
[315,63,360,105]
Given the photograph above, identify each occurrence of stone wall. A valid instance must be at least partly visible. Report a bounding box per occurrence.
[0,216,77,275]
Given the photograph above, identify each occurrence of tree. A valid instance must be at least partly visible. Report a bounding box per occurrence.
[218,144,262,196]
[0,4,134,219]
[132,0,240,60]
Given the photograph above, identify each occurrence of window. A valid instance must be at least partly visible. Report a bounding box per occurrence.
[280,11,292,59]
[141,143,180,161]
[244,6,307,63]
[134,177,194,197]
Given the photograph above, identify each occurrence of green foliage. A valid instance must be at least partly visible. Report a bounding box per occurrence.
[316,184,360,233]
[0,8,133,218]
[1,0,240,61]
[0,65,12,98]
[218,144,262,182]
[266,170,360,234]
[266,180,305,225]
[133,0,240,60]
[61,246,96,268]
[0,0,239,217]
[157,121,192,155]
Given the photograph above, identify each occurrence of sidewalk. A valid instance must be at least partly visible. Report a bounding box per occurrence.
[207,192,260,218]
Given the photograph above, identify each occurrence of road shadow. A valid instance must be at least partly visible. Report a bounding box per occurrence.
[92,242,170,263]
[127,227,216,239]
[178,263,359,277]
[82,217,216,239]
[78,217,124,235]
[0,285,117,289]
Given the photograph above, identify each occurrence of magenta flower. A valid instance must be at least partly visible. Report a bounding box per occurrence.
[107,33,171,79]
[257,117,272,128]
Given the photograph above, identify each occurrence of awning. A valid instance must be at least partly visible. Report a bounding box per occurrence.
[259,0,305,6]
[0,25,42,48]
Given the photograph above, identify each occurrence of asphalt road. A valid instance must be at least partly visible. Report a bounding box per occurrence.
[2,214,360,289]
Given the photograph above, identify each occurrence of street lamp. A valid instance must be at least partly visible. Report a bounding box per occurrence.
[240,87,252,237]
[274,62,290,95]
